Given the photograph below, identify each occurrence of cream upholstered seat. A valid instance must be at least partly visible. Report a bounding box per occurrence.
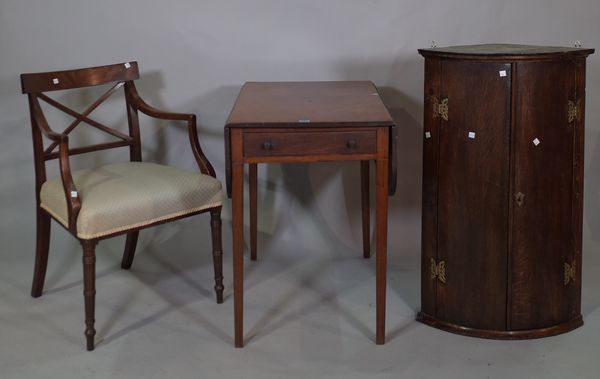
[40,162,223,239]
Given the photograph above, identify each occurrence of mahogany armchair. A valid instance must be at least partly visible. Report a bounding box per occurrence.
[21,62,224,350]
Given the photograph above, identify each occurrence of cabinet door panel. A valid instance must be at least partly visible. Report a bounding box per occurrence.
[511,60,577,329]
[437,61,511,330]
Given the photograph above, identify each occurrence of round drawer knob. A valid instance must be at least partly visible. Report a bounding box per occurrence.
[346,140,357,149]
[262,141,272,150]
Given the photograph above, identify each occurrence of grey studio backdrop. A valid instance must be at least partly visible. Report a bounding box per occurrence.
[1,0,600,378]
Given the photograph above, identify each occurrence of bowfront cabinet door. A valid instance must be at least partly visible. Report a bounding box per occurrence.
[421,58,441,317]
[436,60,511,330]
[510,60,579,329]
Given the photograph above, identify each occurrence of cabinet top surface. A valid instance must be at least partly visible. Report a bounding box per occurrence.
[419,44,594,58]
[225,81,393,127]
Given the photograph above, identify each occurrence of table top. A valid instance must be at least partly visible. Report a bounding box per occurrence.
[225,81,394,127]
[224,81,397,197]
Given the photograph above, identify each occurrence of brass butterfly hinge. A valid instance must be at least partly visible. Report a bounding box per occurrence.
[430,258,447,284]
[433,96,449,121]
[564,260,576,285]
[568,99,580,123]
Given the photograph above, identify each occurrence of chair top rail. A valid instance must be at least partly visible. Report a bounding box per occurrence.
[21,62,139,94]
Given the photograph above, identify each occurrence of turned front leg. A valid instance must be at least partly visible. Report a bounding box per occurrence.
[210,208,224,304]
[81,240,97,351]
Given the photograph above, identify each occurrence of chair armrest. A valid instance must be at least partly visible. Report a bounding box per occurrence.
[124,82,216,177]
[125,82,193,121]
[31,97,81,233]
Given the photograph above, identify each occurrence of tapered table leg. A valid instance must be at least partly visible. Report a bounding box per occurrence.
[232,162,245,348]
[361,161,370,259]
[375,156,388,345]
[249,163,257,261]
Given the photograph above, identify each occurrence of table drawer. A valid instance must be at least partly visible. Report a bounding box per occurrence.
[243,131,377,157]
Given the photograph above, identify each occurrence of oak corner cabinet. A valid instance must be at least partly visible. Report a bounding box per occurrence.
[417,44,594,339]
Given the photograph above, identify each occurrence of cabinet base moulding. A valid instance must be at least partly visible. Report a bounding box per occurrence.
[416,312,583,339]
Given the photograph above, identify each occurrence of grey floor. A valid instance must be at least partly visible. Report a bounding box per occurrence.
[1,216,599,379]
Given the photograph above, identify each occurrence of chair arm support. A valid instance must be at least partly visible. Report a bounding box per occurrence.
[125,82,216,177]
[57,139,82,234]
[31,97,81,233]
